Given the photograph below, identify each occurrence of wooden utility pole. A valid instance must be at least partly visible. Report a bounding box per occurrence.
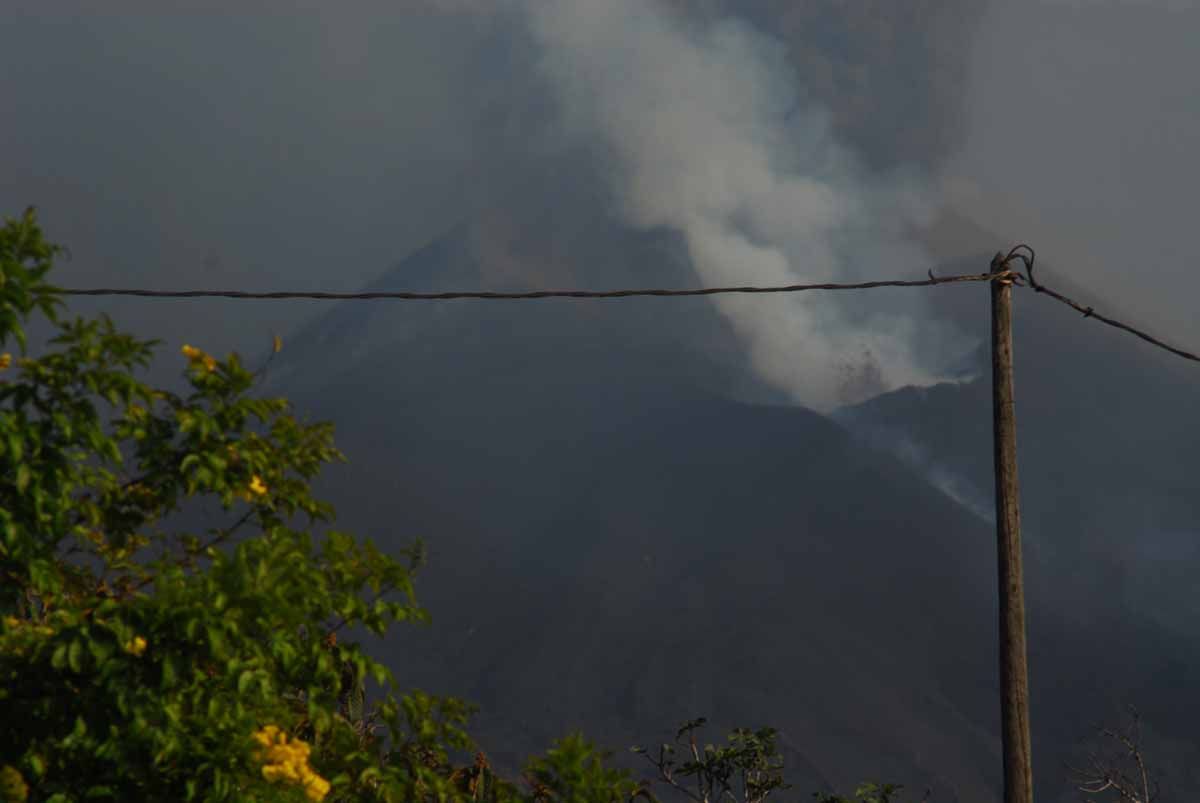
[991,252,1034,803]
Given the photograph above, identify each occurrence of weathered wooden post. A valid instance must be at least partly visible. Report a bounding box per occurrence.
[991,252,1034,803]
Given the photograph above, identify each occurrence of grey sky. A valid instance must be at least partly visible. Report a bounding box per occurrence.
[948,0,1200,349]
[2,1,1198,379]
[2,4,511,360]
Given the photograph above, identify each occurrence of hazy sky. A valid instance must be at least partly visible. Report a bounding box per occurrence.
[2,1,1198,390]
[2,3,515,362]
[948,0,1200,351]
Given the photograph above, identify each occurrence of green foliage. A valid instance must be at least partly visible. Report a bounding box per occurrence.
[523,734,639,803]
[633,719,918,803]
[0,208,474,801]
[634,719,787,803]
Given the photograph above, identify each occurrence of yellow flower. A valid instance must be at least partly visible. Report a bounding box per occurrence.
[248,475,268,496]
[252,726,329,801]
[302,773,331,801]
[124,636,147,656]
[0,353,10,371]
[182,344,218,372]
[3,617,19,630]
[252,725,281,747]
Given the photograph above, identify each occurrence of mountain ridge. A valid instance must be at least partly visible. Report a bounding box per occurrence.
[273,204,1199,801]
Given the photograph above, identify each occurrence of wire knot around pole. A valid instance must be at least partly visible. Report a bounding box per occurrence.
[998,244,1039,290]
[989,252,1024,288]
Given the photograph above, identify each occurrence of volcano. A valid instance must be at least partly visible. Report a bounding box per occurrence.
[268,203,1200,802]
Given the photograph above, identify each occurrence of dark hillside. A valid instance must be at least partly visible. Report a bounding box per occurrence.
[272,207,1200,801]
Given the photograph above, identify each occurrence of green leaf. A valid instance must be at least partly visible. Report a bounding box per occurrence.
[51,643,68,670]
[161,657,177,688]
[88,638,114,663]
[6,433,22,462]
[67,639,84,673]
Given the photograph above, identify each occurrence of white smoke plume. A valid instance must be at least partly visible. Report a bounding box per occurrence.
[526,0,968,411]
[438,0,970,410]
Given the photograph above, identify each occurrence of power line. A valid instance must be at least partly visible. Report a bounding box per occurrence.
[56,259,1200,364]
[997,245,1200,364]
[1031,282,1200,363]
[57,269,1003,301]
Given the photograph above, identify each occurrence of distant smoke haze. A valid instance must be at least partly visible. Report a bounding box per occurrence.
[522,0,968,410]
[7,2,1196,407]
[0,3,524,370]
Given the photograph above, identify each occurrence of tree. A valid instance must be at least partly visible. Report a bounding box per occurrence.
[0,208,638,803]
[633,718,788,803]
[633,719,919,803]
[1067,707,1161,803]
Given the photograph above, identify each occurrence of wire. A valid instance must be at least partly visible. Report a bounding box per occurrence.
[57,260,1200,364]
[57,270,1006,301]
[997,246,1200,364]
[1029,283,1200,363]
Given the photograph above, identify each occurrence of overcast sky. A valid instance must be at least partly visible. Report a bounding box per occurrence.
[2,1,1198,382]
[947,0,1200,351]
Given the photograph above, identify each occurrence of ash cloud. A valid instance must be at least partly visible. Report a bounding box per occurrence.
[511,0,969,410]
[2,1,984,406]
[522,0,970,410]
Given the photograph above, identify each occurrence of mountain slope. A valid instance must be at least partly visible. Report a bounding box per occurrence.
[272,205,1200,801]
